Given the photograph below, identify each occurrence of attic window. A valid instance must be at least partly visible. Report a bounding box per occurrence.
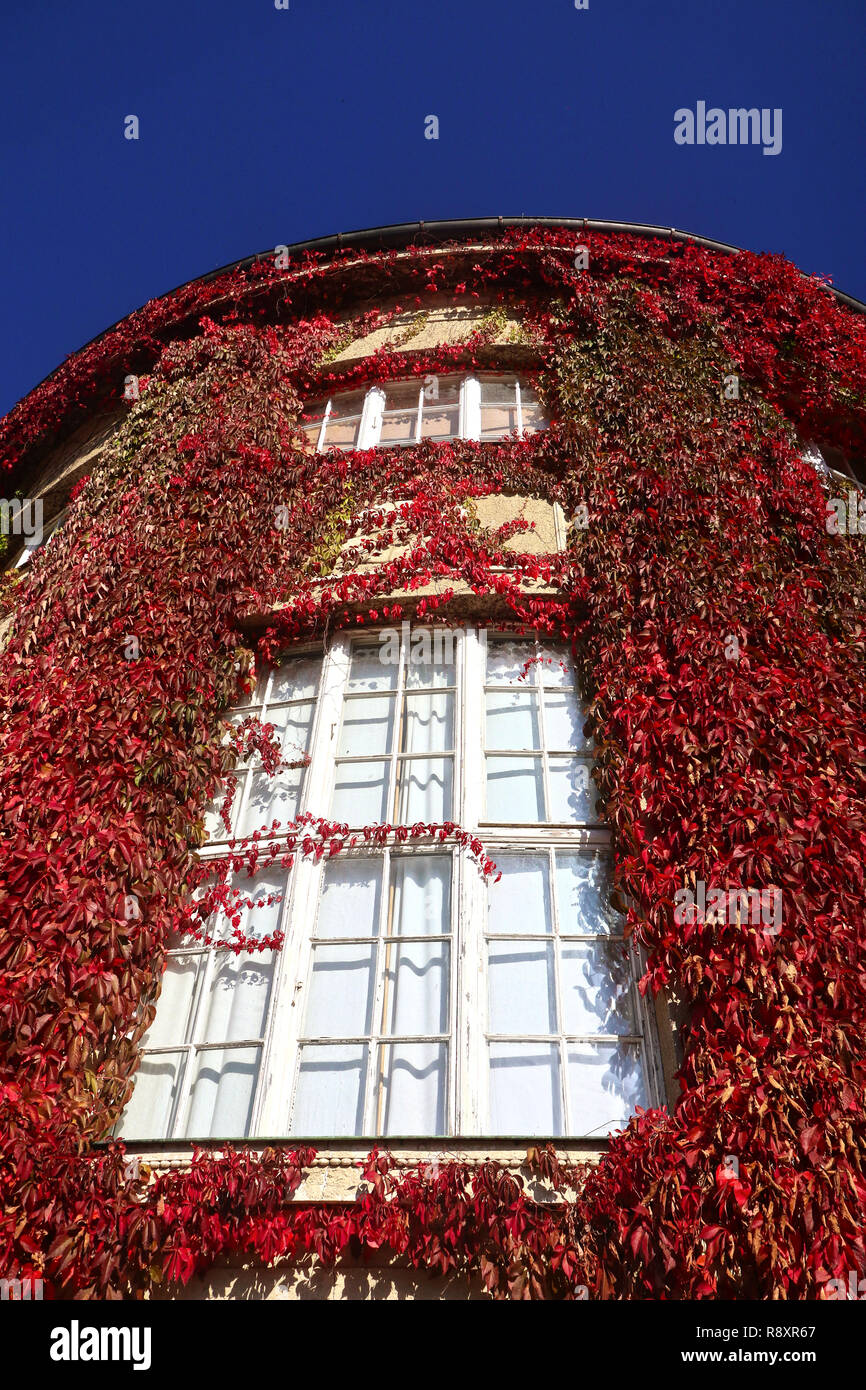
[300,375,547,453]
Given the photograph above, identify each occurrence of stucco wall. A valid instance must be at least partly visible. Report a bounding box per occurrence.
[327,299,531,365]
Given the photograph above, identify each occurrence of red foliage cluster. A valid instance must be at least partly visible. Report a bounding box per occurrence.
[0,226,865,1299]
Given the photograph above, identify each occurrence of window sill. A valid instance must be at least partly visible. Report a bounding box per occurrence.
[105,1136,608,1204]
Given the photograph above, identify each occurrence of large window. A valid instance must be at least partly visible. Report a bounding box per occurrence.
[301,375,547,452]
[803,442,865,491]
[120,628,661,1142]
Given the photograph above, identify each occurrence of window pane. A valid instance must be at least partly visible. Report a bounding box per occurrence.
[487,855,552,935]
[383,381,423,410]
[481,377,518,403]
[485,755,544,821]
[339,694,395,756]
[225,709,255,768]
[304,945,376,1037]
[291,1044,367,1135]
[331,760,389,824]
[391,856,450,936]
[236,765,304,836]
[488,941,556,1034]
[347,646,398,693]
[379,418,419,447]
[543,690,586,750]
[218,869,287,943]
[480,378,519,439]
[560,941,633,1035]
[489,1043,562,1134]
[486,638,536,684]
[535,644,573,687]
[485,689,540,750]
[322,390,366,450]
[420,380,461,440]
[261,702,315,761]
[402,691,453,753]
[317,858,382,938]
[186,1046,261,1137]
[397,756,452,822]
[519,388,547,434]
[404,632,456,688]
[555,854,620,935]
[204,786,230,842]
[567,1042,648,1136]
[119,1052,185,1141]
[548,757,596,823]
[378,1043,447,1135]
[268,655,320,702]
[379,382,422,446]
[142,954,201,1048]
[197,951,275,1042]
[383,941,449,1035]
[300,400,328,445]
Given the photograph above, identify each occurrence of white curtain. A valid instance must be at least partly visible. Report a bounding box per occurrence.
[488,855,551,934]
[567,1043,648,1137]
[291,1044,367,1136]
[391,856,450,935]
[489,1044,562,1134]
[488,942,556,1034]
[186,1046,261,1138]
[379,1043,447,1135]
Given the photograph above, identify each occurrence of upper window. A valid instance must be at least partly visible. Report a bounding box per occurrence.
[119,628,660,1143]
[803,442,865,491]
[12,507,67,569]
[301,375,547,453]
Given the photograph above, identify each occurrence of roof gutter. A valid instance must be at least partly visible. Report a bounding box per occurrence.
[10,217,866,416]
[190,216,866,314]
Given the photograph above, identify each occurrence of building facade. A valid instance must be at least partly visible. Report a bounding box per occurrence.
[1,219,865,1300]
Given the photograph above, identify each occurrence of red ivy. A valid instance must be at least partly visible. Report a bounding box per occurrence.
[0,228,865,1299]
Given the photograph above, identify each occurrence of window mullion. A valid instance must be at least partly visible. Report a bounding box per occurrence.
[367,848,391,1135]
[459,628,486,1134]
[460,376,481,441]
[548,845,571,1135]
[253,856,305,1136]
[515,379,524,438]
[171,926,220,1139]
[265,642,346,1134]
[358,387,385,449]
[316,399,333,453]
[464,625,485,828]
[390,629,407,824]
[311,636,351,818]
[415,385,424,444]
[537,643,552,821]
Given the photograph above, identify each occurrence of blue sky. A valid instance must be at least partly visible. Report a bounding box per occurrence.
[1,0,863,418]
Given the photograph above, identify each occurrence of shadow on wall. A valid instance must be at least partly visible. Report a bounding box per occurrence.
[158,1253,488,1301]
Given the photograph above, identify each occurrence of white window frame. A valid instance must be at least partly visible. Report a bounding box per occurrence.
[127,626,662,1142]
[803,441,864,493]
[13,506,67,568]
[305,375,545,454]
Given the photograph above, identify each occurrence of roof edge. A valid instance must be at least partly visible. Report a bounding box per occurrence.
[9,216,866,423]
